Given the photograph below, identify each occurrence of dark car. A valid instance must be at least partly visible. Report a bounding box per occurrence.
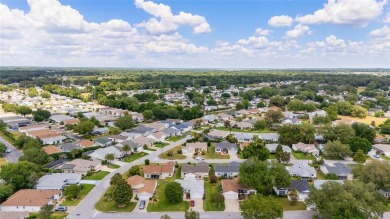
[55,206,68,211]
[139,200,146,210]
[190,200,195,207]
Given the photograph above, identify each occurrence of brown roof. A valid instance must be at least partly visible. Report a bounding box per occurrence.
[64,118,80,125]
[221,178,239,193]
[127,175,145,187]
[28,129,60,139]
[139,180,157,195]
[1,189,61,207]
[144,162,175,175]
[77,140,95,148]
[43,146,63,155]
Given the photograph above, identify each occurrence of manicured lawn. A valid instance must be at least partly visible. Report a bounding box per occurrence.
[83,171,110,180]
[316,171,325,180]
[321,155,344,160]
[0,158,7,167]
[203,144,230,159]
[95,186,137,212]
[30,212,68,219]
[215,127,272,133]
[204,181,224,211]
[167,135,186,142]
[154,142,169,148]
[338,115,387,126]
[62,184,95,206]
[292,152,315,160]
[106,163,121,169]
[0,130,15,144]
[278,197,306,210]
[158,146,186,160]
[123,152,148,163]
[147,181,189,212]
[269,154,277,159]
[380,155,390,160]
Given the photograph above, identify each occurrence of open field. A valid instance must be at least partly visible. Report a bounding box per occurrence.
[338,115,387,126]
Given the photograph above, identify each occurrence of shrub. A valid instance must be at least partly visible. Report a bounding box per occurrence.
[167,151,173,157]
[210,175,218,184]
[177,149,182,154]
[145,159,150,165]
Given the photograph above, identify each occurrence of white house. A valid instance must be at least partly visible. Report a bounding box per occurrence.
[89,146,123,160]
[36,173,82,190]
[372,144,390,157]
[175,176,204,199]
[182,142,208,155]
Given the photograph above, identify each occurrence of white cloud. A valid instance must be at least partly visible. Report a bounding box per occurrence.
[296,0,387,26]
[385,13,390,23]
[268,15,293,27]
[135,0,211,35]
[255,28,271,36]
[285,24,311,38]
[370,25,390,37]
[369,26,390,53]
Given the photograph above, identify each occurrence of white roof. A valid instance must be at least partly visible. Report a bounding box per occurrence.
[175,178,204,197]
[36,173,82,189]
[89,146,122,160]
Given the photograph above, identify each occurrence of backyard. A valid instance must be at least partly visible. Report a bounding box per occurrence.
[95,186,137,212]
[292,152,315,160]
[158,146,186,160]
[166,135,186,142]
[204,181,225,211]
[62,184,95,206]
[83,171,110,180]
[203,145,230,159]
[147,181,190,212]
[277,197,306,210]
[123,152,148,163]
[338,115,387,126]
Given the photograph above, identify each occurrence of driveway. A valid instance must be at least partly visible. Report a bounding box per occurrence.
[190,199,204,212]
[133,200,148,212]
[224,199,240,212]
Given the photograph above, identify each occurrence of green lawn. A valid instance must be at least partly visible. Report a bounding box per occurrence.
[277,197,306,210]
[316,171,325,180]
[321,155,344,160]
[30,212,68,219]
[106,163,121,169]
[380,155,390,160]
[0,130,15,145]
[204,181,224,211]
[123,152,148,163]
[62,184,95,206]
[83,171,110,180]
[154,142,169,148]
[166,135,186,142]
[215,127,272,133]
[95,186,137,212]
[269,154,277,159]
[147,181,190,212]
[203,144,230,159]
[292,152,315,160]
[158,146,186,160]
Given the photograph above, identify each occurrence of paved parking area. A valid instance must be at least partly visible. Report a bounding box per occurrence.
[224,199,240,212]
[190,199,204,212]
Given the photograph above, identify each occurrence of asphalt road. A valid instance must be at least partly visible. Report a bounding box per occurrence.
[0,134,22,163]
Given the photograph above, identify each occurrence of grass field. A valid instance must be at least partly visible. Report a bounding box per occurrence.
[338,115,387,126]
[62,184,95,206]
[95,186,137,212]
[154,142,169,148]
[147,181,189,212]
[158,146,186,160]
[204,181,224,211]
[166,135,186,142]
[357,86,366,93]
[106,163,121,169]
[203,145,230,159]
[277,197,306,210]
[292,152,315,160]
[83,171,110,180]
[123,152,148,163]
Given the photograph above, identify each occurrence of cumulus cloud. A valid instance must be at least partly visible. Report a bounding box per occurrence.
[296,0,387,26]
[384,13,390,23]
[135,0,211,35]
[255,28,271,36]
[268,15,293,27]
[285,24,311,38]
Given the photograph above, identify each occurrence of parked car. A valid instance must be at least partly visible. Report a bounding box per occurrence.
[55,206,68,211]
[190,200,195,207]
[195,156,204,160]
[374,154,380,158]
[5,148,11,153]
[139,200,146,210]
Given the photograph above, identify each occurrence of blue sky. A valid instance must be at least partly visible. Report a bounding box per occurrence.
[1,0,389,68]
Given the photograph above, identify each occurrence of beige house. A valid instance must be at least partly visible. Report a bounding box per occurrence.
[181,162,210,179]
[143,162,175,179]
[182,142,208,155]
[58,159,102,175]
[127,175,157,201]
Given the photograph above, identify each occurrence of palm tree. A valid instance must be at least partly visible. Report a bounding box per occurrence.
[122,144,131,156]
[105,153,115,163]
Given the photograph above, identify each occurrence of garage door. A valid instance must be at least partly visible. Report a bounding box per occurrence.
[223,192,238,200]
[228,150,237,155]
[138,194,151,201]
[190,192,203,199]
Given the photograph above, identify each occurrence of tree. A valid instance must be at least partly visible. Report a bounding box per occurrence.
[64,185,81,199]
[70,149,80,159]
[122,144,131,155]
[33,109,51,122]
[352,160,390,190]
[353,149,366,164]
[240,194,283,219]
[40,91,51,99]
[19,148,49,165]
[323,140,352,158]
[111,173,124,186]
[0,119,6,129]
[287,99,303,111]
[112,180,133,207]
[280,152,291,163]
[275,144,283,163]
[278,124,315,145]
[351,123,376,143]
[211,192,224,207]
[142,110,154,121]
[375,110,385,117]
[306,181,386,219]
[73,120,94,135]
[185,210,200,219]
[239,158,290,194]
[16,106,32,117]
[145,159,150,165]
[39,204,54,219]
[128,166,140,176]
[0,183,15,202]
[264,110,283,124]
[105,153,115,163]
[28,88,38,97]
[318,124,355,143]
[269,95,285,107]
[324,173,338,180]
[0,143,7,154]
[165,182,183,204]
[254,120,268,130]
[241,139,270,161]
[192,97,204,106]
[351,105,367,118]
[236,102,245,111]
[0,161,41,189]
[115,115,134,130]
[348,137,372,154]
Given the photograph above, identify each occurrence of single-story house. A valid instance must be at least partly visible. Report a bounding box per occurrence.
[36,173,82,190]
[265,144,292,153]
[286,162,317,180]
[43,146,63,155]
[215,162,240,178]
[221,178,257,200]
[235,121,254,130]
[162,127,181,137]
[372,144,390,157]
[120,139,143,153]
[292,142,319,157]
[0,189,62,212]
[89,146,123,160]
[58,159,102,175]
[94,137,112,147]
[146,131,167,142]
[183,142,208,155]
[320,162,352,180]
[127,175,157,201]
[175,176,204,199]
[281,118,302,125]
[76,140,95,148]
[234,133,253,142]
[60,143,82,152]
[258,133,279,142]
[289,180,310,201]
[208,130,229,140]
[181,162,210,179]
[215,142,237,155]
[380,188,390,198]
[143,162,175,179]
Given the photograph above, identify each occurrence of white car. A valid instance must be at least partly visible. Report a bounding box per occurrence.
[5,148,11,153]
[195,156,204,160]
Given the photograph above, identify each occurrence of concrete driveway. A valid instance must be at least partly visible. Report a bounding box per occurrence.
[190,199,204,212]
[224,199,240,212]
[133,201,148,212]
